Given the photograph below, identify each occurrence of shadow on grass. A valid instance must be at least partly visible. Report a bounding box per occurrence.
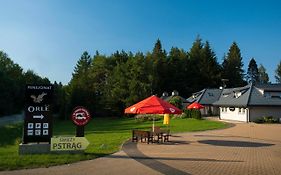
[0,123,22,146]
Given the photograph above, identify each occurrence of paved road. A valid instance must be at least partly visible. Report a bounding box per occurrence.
[1,122,281,175]
[0,113,23,127]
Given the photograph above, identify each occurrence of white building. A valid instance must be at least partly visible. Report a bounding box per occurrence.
[213,84,281,122]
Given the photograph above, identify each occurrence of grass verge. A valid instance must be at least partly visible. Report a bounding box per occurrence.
[0,117,227,170]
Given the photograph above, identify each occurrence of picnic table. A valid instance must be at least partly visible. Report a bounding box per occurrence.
[132,127,170,144]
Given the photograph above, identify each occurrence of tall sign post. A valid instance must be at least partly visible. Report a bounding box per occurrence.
[23,85,54,144]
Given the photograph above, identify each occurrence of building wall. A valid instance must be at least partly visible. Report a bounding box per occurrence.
[249,107,281,122]
[219,107,248,122]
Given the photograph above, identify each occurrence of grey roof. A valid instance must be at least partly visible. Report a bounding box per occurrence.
[213,83,281,107]
[213,84,251,107]
[248,85,281,106]
[187,89,222,105]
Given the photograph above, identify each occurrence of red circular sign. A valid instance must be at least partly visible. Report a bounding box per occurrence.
[71,106,91,126]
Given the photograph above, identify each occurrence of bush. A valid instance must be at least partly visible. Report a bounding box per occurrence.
[134,114,163,122]
[263,116,278,123]
[254,116,278,123]
[168,96,183,109]
[184,109,202,119]
[254,118,264,123]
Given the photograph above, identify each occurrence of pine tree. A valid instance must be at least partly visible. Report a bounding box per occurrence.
[71,51,92,85]
[246,58,259,84]
[222,42,245,87]
[200,41,221,88]
[148,39,167,95]
[166,47,189,96]
[68,51,93,113]
[257,64,269,84]
[188,36,204,91]
[275,61,281,83]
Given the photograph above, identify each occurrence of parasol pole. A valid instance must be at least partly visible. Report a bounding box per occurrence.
[152,116,155,132]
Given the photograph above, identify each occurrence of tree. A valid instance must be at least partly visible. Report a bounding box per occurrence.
[166,47,189,96]
[68,51,93,114]
[188,36,204,91]
[200,41,221,88]
[275,61,281,83]
[188,38,221,91]
[0,51,24,115]
[147,39,167,95]
[222,42,245,87]
[246,58,259,84]
[258,64,269,84]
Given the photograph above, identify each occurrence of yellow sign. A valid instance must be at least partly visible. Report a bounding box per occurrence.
[51,136,90,151]
[163,114,170,125]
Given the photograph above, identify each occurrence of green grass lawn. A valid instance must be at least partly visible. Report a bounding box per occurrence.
[0,117,227,170]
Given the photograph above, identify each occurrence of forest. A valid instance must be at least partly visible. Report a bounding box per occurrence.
[0,37,279,118]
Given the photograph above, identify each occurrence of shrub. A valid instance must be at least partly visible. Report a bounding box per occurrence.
[184,109,202,119]
[134,114,163,122]
[168,96,183,109]
[254,118,264,123]
[263,116,278,123]
[254,116,278,123]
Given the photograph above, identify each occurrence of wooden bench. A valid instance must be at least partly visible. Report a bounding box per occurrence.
[152,127,171,143]
[132,130,153,144]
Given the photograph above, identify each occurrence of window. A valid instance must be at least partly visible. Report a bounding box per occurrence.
[234,92,242,98]
[221,107,227,113]
[239,108,246,114]
[229,107,235,112]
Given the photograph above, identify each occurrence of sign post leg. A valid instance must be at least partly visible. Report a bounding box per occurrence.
[76,126,84,137]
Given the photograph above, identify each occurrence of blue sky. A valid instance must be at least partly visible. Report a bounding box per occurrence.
[0,0,281,84]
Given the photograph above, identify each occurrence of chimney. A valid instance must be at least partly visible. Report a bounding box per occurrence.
[172,90,179,96]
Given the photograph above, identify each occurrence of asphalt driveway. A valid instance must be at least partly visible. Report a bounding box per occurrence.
[1,122,281,175]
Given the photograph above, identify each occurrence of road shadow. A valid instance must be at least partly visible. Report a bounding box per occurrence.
[122,141,243,175]
[123,141,190,175]
[198,139,274,147]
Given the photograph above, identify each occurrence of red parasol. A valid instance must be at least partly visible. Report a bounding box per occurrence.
[125,95,182,114]
[187,102,204,109]
[125,95,182,131]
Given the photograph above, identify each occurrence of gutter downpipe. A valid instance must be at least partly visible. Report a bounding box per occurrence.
[246,83,253,123]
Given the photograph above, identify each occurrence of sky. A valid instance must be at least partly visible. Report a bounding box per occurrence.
[0,0,281,85]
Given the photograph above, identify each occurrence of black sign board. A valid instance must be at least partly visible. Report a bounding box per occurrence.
[23,85,53,144]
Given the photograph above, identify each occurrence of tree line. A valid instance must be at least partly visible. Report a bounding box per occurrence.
[0,51,63,117]
[1,37,281,118]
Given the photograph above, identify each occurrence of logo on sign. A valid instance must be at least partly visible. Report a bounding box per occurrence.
[169,108,175,113]
[71,107,91,126]
[130,107,136,112]
[30,92,47,103]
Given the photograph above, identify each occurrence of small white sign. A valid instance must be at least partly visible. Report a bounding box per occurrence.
[28,123,34,129]
[35,130,41,136]
[43,130,48,135]
[27,130,33,136]
[35,123,41,129]
[43,123,49,129]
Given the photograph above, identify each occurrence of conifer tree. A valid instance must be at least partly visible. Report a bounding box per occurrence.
[275,61,281,83]
[246,58,259,84]
[222,42,245,87]
[257,64,269,84]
